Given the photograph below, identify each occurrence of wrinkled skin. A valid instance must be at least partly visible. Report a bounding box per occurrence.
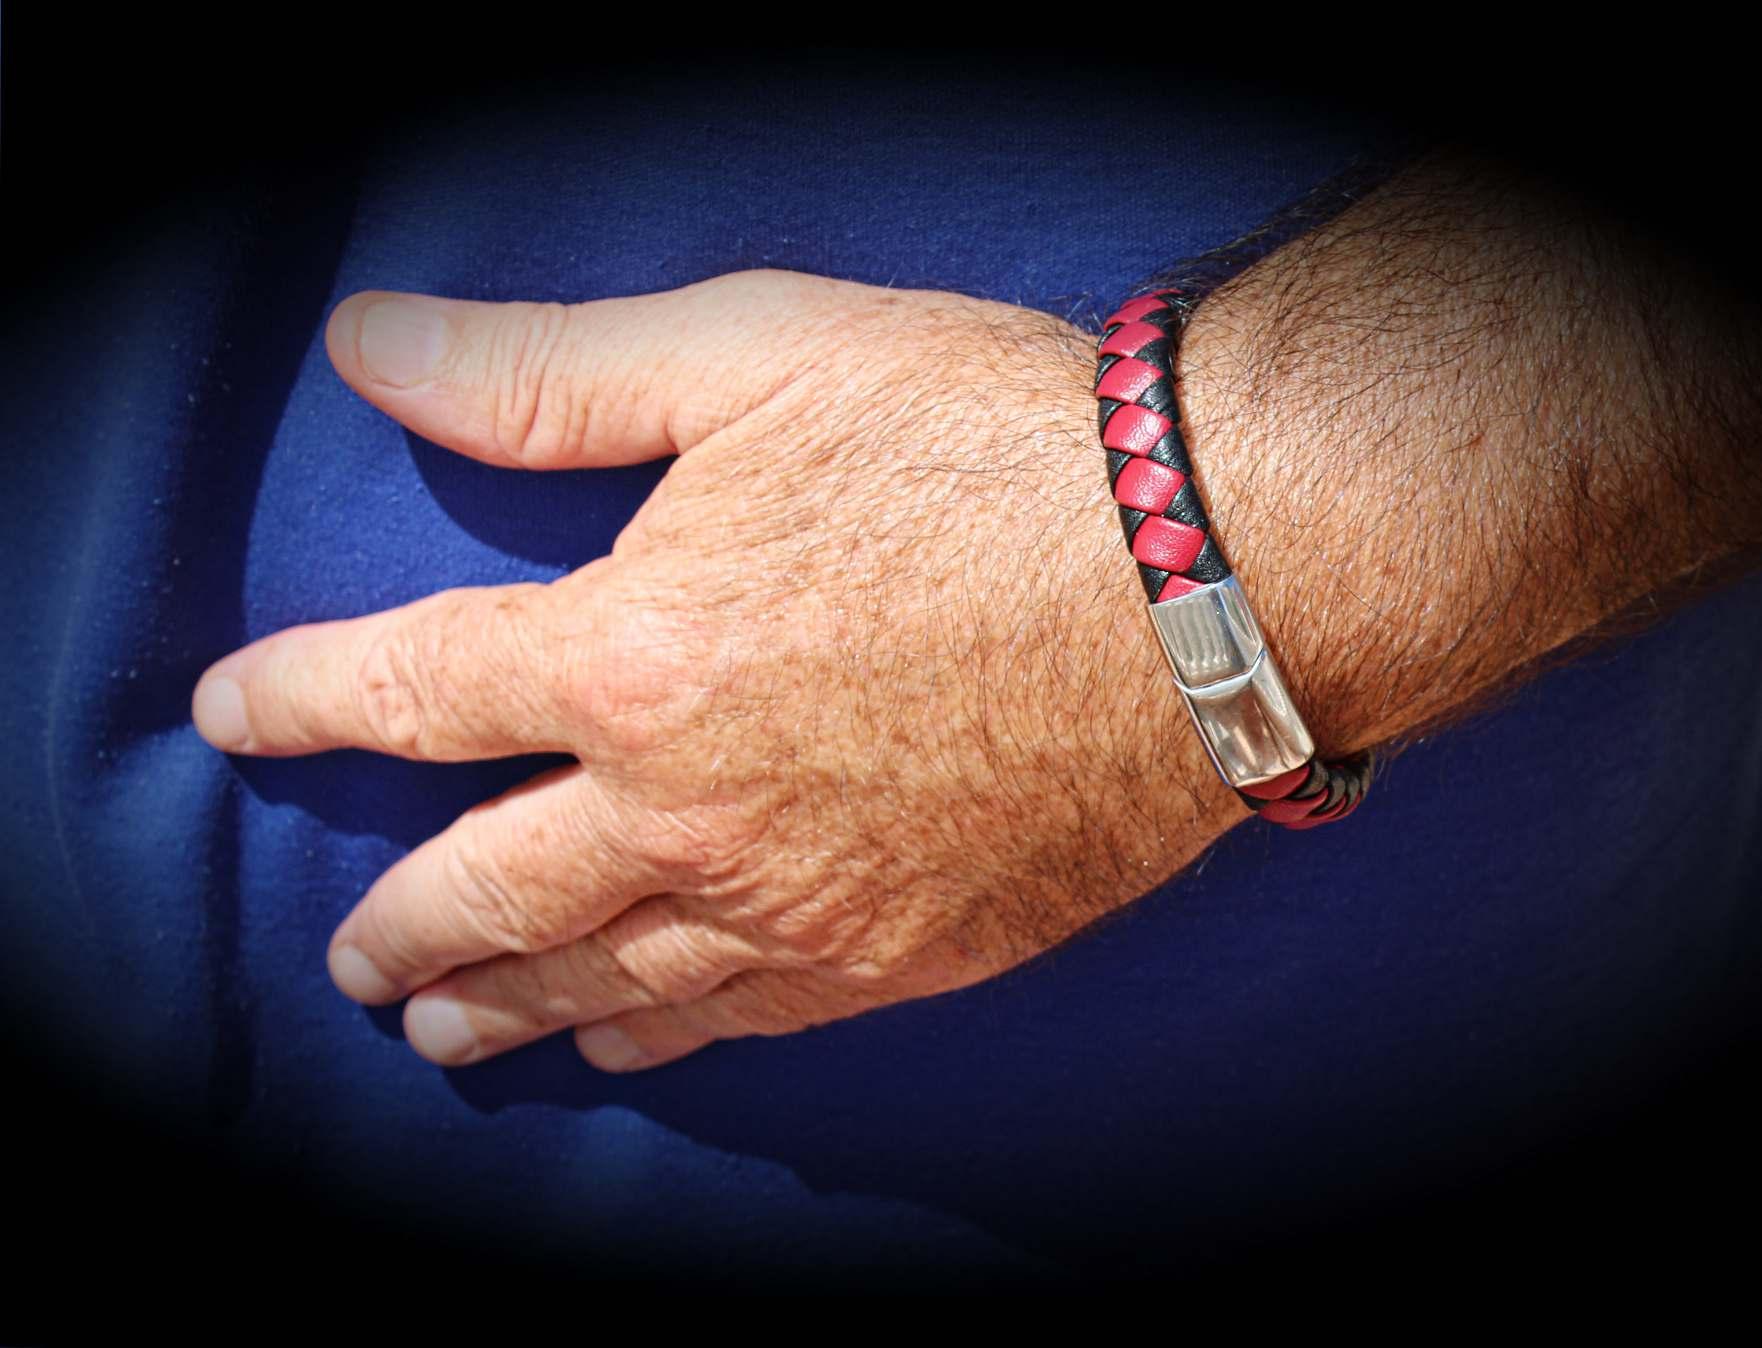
[192,272,1237,1071]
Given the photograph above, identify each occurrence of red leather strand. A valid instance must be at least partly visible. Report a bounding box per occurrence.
[1098,320,1166,358]
[1113,459,1185,514]
[1095,356,1161,403]
[1130,515,1206,572]
[1154,574,1205,602]
[1239,765,1311,801]
[1101,404,1172,455]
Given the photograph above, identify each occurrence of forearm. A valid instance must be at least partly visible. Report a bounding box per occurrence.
[1168,147,1762,761]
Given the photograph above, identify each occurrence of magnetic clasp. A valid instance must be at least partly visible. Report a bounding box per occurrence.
[1148,577,1315,790]
[1147,575,1264,688]
[1179,652,1315,790]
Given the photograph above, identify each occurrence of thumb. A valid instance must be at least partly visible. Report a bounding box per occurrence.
[324,270,845,470]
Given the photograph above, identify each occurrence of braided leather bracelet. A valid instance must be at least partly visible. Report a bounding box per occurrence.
[1096,288,1373,828]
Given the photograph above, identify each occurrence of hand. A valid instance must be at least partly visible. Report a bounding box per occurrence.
[193,155,1762,1074]
[191,271,1239,1071]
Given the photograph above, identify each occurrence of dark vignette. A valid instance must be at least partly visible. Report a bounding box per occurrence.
[2,25,1758,1309]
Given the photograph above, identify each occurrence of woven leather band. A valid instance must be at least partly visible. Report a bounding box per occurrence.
[1097,287,1373,828]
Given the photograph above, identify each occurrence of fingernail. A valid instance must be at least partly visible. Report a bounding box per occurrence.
[577,1024,644,1072]
[328,943,400,1003]
[404,996,480,1066]
[192,674,250,750]
[357,298,450,387]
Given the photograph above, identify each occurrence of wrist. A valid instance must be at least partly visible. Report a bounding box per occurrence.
[1084,144,1760,847]
[1164,150,1727,759]
[1171,266,1458,757]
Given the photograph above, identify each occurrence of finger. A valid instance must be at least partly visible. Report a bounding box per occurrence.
[576,1010,715,1073]
[324,270,851,471]
[400,897,757,1066]
[575,969,866,1073]
[327,763,665,1003]
[191,581,575,759]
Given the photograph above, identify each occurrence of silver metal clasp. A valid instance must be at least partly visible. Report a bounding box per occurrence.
[1147,576,1314,791]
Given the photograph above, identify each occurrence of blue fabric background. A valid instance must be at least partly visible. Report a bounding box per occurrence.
[3,73,1759,1281]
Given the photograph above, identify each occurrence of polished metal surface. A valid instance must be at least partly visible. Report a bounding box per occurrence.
[1148,575,1264,688]
[1148,576,1315,789]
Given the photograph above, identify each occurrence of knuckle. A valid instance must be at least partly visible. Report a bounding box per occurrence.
[600,907,735,1005]
[704,267,798,299]
[699,269,845,323]
[354,624,432,756]
[830,948,906,989]
[760,883,884,963]
[353,587,546,758]
[558,600,705,756]
[748,884,932,995]
[828,895,948,988]
[485,301,585,468]
[443,840,560,955]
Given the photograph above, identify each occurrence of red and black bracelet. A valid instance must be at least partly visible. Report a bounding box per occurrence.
[1097,288,1373,828]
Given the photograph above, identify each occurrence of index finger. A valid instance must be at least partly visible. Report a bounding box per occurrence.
[191,582,575,761]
